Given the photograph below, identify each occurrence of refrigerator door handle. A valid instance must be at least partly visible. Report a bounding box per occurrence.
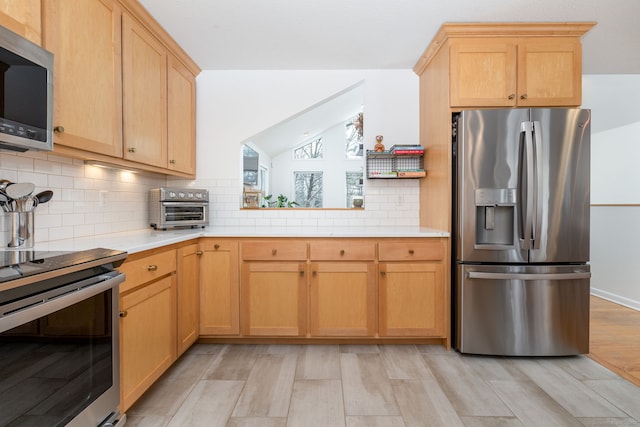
[532,121,544,250]
[520,121,535,250]
[467,271,591,281]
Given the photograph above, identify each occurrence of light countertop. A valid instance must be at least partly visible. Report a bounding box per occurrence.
[23,226,449,255]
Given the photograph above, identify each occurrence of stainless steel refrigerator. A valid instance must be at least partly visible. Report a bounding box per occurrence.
[453,108,591,356]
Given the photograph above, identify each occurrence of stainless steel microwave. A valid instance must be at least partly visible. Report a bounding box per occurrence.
[0,25,53,152]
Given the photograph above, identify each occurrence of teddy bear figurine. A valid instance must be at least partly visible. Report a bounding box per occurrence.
[374,135,385,152]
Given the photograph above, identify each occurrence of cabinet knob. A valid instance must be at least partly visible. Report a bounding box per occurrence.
[520,93,528,100]
[380,271,386,277]
[299,270,304,277]
[312,271,317,277]
[214,244,220,250]
[54,125,65,133]
[119,311,128,318]
[169,159,176,164]
[340,249,345,256]
[195,250,203,256]
[272,249,277,256]
[408,249,415,255]
[147,265,158,271]
[128,147,136,153]
[508,94,515,100]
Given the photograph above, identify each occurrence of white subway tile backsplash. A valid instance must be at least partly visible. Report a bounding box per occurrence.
[1,151,166,247]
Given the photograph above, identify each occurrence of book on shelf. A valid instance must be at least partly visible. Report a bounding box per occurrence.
[368,171,398,178]
[397,170,426,178]
[389,144,424,154]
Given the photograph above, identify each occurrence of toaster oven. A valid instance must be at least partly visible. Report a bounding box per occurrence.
[149,187,209,230]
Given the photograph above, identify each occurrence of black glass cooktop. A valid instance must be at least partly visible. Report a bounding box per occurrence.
[0,248,127,284]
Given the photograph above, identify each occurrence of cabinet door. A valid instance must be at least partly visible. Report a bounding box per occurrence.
[379,262,444,337]
[517,37,582,107]
[200,240,240,336]
[43,0,123,157]
[449,39,517,107]
[0,0,40,44]
[309,262,376,337]
[167,55,196,175]
[241,261,307,336]
[120,275,176,412]
[177,243,201,355]
[122,12,167,167]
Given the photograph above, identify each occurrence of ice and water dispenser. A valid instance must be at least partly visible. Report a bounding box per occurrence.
[474,188,516,247]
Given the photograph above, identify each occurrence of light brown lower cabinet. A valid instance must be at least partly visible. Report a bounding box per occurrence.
[119,274,176,412]
[118,247,177,412]
[378,239,447,337]
[378,262,445,337]
[199,239,240,336]
[309,261,376,337]
[241,261,308,336]
[176,243,201,355]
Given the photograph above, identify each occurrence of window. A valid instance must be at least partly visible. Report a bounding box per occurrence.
[346,171,363,207]
[294,171,323,207]
[294,138,323,159]
[243,145,259,186]
[345,112,363,159]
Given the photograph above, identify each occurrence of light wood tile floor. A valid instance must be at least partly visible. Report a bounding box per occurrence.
[127,340,640,426]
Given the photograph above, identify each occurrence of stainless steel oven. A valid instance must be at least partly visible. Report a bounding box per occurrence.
[149,187,209,230]
[0,248,127,427]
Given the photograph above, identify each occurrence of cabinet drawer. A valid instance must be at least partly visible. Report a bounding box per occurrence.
[378,240,444,261]
[119,249,177,293]
[309,241,376,261]
[241,241,307,261]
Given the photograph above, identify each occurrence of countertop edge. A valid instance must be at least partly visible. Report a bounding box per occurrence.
[24,227,450,254]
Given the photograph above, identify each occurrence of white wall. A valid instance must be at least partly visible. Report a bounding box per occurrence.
[583,74,640,310]
[171,69,422,233]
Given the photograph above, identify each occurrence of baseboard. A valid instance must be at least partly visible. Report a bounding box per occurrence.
[591,288,640,312]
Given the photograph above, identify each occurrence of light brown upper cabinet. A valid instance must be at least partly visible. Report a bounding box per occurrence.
[449,37,583,107]
[167,54,196,175]
[43,0,124,157]
[413,22,594,232]
[0,0,41,44]
[122,11,167,168]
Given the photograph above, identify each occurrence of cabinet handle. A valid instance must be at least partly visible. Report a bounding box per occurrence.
[54,125,65,133]
[380,271,386,277]
[119,311,128,318]
[128,147,136,153]
[520,93,528,100]
[214,244,220,250]
[195,251,203,255]
[147,265,158,271]
[169,159,176,164]
[340,249,345,256]
[272,249,277,256]
[508,94,515,100]
[408,249,415,255]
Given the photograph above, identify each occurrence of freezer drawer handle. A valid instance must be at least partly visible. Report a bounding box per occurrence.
[467,271,591,281]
